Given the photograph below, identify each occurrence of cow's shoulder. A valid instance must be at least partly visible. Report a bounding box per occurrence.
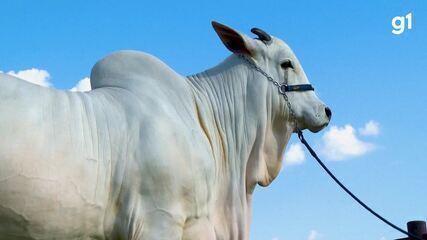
[90,50,183,91]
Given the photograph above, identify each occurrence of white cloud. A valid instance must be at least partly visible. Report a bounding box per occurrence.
[70,77,91,92]
[359,120,380,136]
[2,68,92,92]
[284,143,306,166]
[6,68,51,87]
[307,230,321,240]
[320,124,376,161]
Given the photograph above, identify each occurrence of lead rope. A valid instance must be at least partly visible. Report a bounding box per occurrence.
[239,54,423,240]
[297,130,423,240]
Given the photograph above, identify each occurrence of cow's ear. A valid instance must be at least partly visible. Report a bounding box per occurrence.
[212,21,254,56]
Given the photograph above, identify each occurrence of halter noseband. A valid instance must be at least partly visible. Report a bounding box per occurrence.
[279,83,314,93]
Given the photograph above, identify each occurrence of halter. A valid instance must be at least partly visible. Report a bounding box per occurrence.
[240,54,422,240]
[238,54,314,130]
[280,84,314,93]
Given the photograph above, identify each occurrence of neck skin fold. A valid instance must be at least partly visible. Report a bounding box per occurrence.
[187,55,293,239]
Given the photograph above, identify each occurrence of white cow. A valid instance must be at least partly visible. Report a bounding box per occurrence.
[0,22,330,239]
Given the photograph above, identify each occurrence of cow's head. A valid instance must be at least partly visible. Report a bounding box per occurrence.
[212,21,331,186]
[212,21,331,133]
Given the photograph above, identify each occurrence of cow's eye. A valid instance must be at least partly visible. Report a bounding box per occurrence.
[280,60,293,70]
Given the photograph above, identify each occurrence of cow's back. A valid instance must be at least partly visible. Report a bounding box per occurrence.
[0,74,113,239]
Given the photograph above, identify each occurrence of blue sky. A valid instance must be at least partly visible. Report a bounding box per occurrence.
[1,1,426,239]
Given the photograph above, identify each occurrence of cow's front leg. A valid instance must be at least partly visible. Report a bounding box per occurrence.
[135,209,184,240]
[182,217,216,240]
[110,200,185,240]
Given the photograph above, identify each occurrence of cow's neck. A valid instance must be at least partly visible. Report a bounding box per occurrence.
[187,54,293,239]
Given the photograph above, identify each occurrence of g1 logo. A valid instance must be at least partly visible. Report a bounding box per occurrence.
[392,12,413,35]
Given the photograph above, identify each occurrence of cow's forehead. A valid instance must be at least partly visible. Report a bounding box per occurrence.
[264,36,296,60]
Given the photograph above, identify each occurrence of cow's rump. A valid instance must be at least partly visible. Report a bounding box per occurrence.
[0,74,109,239]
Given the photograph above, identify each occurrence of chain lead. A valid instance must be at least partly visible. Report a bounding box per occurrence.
[238,55,299,131]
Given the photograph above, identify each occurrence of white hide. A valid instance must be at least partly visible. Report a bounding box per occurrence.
[0,22,329,239]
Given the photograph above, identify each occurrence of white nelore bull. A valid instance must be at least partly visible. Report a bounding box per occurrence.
[0,22,331,239]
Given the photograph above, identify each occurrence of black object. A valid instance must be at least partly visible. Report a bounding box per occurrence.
[395,221,427,240]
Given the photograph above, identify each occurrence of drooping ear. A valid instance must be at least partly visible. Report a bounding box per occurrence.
[212,21,254,55]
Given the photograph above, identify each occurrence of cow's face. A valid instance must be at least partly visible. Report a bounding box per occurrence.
[259,37,331,132]
[212,21,331,133]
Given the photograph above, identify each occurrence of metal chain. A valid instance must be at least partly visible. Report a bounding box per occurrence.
[238,54,299,130]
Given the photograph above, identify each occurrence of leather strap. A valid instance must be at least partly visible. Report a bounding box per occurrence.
[280,84,314,92]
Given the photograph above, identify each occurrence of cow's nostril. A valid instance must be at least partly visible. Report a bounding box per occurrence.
[325,107,332,120]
